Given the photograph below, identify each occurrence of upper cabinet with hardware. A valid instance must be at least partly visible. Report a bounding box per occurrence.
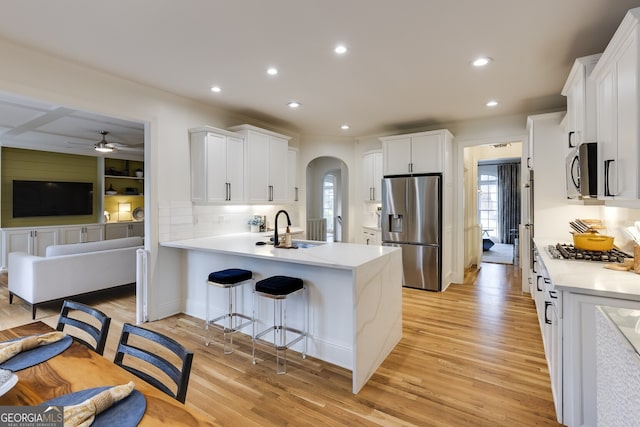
[189,126,245,203]
[592,8,640,203]
[362,150,383,202]
[229,124,291,203]
[380,129,453,176]
[288,147,299,202]
[561,54,601,150]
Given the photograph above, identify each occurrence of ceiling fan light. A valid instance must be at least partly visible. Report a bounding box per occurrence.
[94,131,116,153]
[94,143,114,153]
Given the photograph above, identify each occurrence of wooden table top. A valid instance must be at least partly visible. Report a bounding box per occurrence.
[0,322,216,426]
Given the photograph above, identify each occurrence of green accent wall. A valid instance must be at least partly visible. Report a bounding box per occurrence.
[1,147,99,227]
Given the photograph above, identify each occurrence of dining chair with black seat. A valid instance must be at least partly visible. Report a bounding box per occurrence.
[114,322,194,403]
[55,300,111,355]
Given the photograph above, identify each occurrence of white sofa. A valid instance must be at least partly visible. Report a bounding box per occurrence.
[8,236,143,319]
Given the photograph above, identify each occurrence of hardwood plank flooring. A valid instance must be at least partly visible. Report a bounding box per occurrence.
[0,263,562,426]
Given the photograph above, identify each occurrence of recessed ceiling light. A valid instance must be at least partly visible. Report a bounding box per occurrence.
[288,101,301,108]
[472,57,492,67]
[334,45,348,54]
[341,124,350,130]
[267,67,278,76]
[211,86,221,93]
[486,100,499,107]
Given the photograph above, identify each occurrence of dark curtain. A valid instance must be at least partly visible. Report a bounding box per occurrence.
[497,162,520,244]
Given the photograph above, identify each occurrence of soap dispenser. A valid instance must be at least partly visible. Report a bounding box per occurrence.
[284,226,292,248]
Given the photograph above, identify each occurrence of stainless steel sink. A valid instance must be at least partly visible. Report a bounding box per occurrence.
[291,240,326,248]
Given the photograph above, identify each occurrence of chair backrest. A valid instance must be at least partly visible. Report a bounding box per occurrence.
[114,323,194,403]
[56,300,111,355]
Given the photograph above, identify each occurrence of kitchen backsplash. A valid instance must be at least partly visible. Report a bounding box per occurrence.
[601,206,640,252]
[158,201,300,242]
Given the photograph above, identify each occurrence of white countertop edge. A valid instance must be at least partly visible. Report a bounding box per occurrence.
[534,238,640,300]
[161,233,400,270]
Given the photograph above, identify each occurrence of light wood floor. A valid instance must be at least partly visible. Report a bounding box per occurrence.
[1,264,562,426]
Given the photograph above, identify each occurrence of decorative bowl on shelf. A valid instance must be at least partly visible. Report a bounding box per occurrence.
[105,190,118,195]
[132,207,144,221]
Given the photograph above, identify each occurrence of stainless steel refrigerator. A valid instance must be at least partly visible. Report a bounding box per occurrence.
[381,174,441,291]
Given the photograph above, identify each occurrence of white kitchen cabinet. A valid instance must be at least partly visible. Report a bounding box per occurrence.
[60,224,104,244]
[105,221,144,240]
[189,126,245,203]
[362,150,383,202]
[561,54,600,149]
[229,124,291,203]
[533,252,562,423]
[189,127,244,202]
[592,9,640,203]
[361,227,381,245]
[1,226,58,270]
[288,147,299,202]
[380,129,453,175]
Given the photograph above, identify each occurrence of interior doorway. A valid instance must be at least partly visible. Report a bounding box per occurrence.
[462,142,523,268]
[306,156,348,242]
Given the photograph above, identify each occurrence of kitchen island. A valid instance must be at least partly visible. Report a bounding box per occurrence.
[161,233,403,393]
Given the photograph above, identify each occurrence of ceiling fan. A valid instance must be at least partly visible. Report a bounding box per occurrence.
[94,130,116,153]
[64,130,143,154]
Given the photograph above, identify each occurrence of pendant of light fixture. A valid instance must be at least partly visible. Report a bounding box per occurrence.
[94,131,116,153]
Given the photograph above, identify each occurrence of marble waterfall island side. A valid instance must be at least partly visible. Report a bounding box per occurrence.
[161,233,403,393]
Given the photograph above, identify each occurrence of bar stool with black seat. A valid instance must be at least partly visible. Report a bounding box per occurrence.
[252,275,308,374]
[206,268,253,354]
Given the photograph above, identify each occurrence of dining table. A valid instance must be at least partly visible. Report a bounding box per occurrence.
[0,321,216,426]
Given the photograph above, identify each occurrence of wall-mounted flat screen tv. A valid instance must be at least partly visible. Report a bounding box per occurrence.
[13,180,93,217]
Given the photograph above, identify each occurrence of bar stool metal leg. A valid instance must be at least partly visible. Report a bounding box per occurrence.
[205,269,253,354]
[252,276,307,374]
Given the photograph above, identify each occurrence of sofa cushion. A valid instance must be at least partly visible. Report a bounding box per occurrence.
[45,236,143,257]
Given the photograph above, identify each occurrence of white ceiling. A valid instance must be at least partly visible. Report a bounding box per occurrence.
[0,92,144,160]
[1,0,640,141]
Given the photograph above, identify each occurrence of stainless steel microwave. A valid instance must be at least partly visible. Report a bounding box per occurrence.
[566,142,598,199]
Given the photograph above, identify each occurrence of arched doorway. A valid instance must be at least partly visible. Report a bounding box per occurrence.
[306,156,348,242]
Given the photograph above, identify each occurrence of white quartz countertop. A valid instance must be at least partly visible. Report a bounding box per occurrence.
[535,238,640,300]
[161,233,399,270]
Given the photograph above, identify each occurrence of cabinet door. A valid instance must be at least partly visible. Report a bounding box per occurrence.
[105,223,129,240]
[288,148,298,202]
[372,152,383,202]
[226,136,244,201]
[190,132,207,202]
[60,227,84,244]
[206,133,228,201]
[615,31,639,200]
[411,134,443,173]
[362,153,375,201]
[566,71,584,148]
[129,222,144,237]
[33,229,57,256]
[246,131,271,201]
[383,138,411,175]
[362,152,383,201]
[598,68,617,198]
[85,225,105,242]
[269,136,288,202]
[5,229,32,254]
